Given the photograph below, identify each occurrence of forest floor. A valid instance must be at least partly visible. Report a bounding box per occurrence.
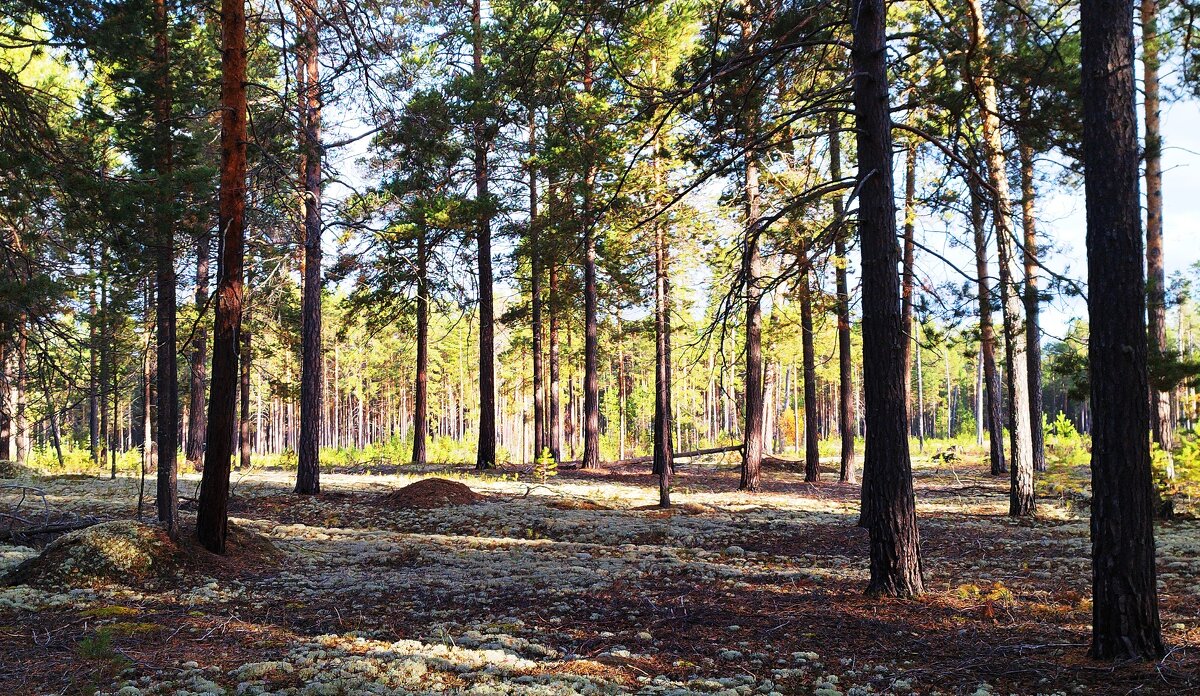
[0,451,1197,695]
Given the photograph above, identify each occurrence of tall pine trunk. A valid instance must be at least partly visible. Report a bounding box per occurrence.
[239,330,251,470]
[412,230,428,465]
[1019,139,1046,473]
[966,0,1034,516]
[1080,0,1164,660]
[735,15,764,489]
[473,0,496,470]
[830,118,856,483]
[529,109,545,459]
[548,260,561,462]
[740,149,763,491]
[98,283,109,470]
[580,36,600,471]
[851,0,924,597]
[153,0,178,536]
[185,231,210,469]
[653,156,673,507]
[88,275,99,466]
[1,343,10,462]
[581,194,599,469]
[915,329,925,449]
[17,327,26,464]
[737,11,763,492]
[970,175,1007,475]
[196,0,248,554]
[1142,0,1172,457]
[296,0,322,495]
[800,258,819,483]
[900,143,917,425]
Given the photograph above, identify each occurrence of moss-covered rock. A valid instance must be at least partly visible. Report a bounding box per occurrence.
[1,520,181,588]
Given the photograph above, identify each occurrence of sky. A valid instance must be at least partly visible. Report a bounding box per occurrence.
[1033,94,1200,338]
[911,88,1200,345]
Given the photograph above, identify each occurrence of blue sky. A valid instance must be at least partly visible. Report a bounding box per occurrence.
[1035,94,1200,338]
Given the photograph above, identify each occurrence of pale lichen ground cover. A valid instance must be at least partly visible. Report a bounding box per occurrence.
[0,458,1197,695]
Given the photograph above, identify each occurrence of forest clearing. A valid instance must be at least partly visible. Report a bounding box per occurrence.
[1,451,1198,695]
[3,0,1200,690]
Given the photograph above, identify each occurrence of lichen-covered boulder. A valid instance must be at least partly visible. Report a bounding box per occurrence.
[1,520,180,588]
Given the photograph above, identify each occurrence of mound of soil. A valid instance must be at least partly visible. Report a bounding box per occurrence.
[2,520,181,588]
[178,521,282,578]
[377,478,483,509]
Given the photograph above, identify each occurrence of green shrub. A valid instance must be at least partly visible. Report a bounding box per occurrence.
[1045,412,1089,468]
[77,629,129,666]
[1156,426,1200,516]
[27,442,144,475]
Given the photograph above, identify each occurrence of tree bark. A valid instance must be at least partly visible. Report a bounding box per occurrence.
[1142,0,1172,456]
[413,229,428,465]
[653,161,674,507]
[296,0,322,495]
[529,108,545,460]
[851,0,924,597]
[916,330,925,450]
[548,259,561,462]
[473,0,496,471]
[196,0,248,554]
[970,175,1007,476]
[1080,0,1164,660]
[800,258,819,483]
[98,283,109,470]
[185,231,210,470]
[1,343,10,462]
[152,0,178,536]
[88,277,99,466]
[966,0,1034,517]
[740,151,763,492]
[239,330,251,470]
[580,34,600,471]
[901,143,917,423]
[830,118,856,483]
[19,327,27,465]
[737,11,763,491]
[1019,139,1046,473]
[581,196,600,470]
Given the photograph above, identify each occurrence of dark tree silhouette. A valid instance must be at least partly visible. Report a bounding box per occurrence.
[474,0,497,471]
[1080,0,1164,661]
[152,0,178,537]
[296,0,322,496]
[851,0,923,598]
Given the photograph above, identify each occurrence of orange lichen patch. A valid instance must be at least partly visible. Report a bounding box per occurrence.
[376,478,483,509]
